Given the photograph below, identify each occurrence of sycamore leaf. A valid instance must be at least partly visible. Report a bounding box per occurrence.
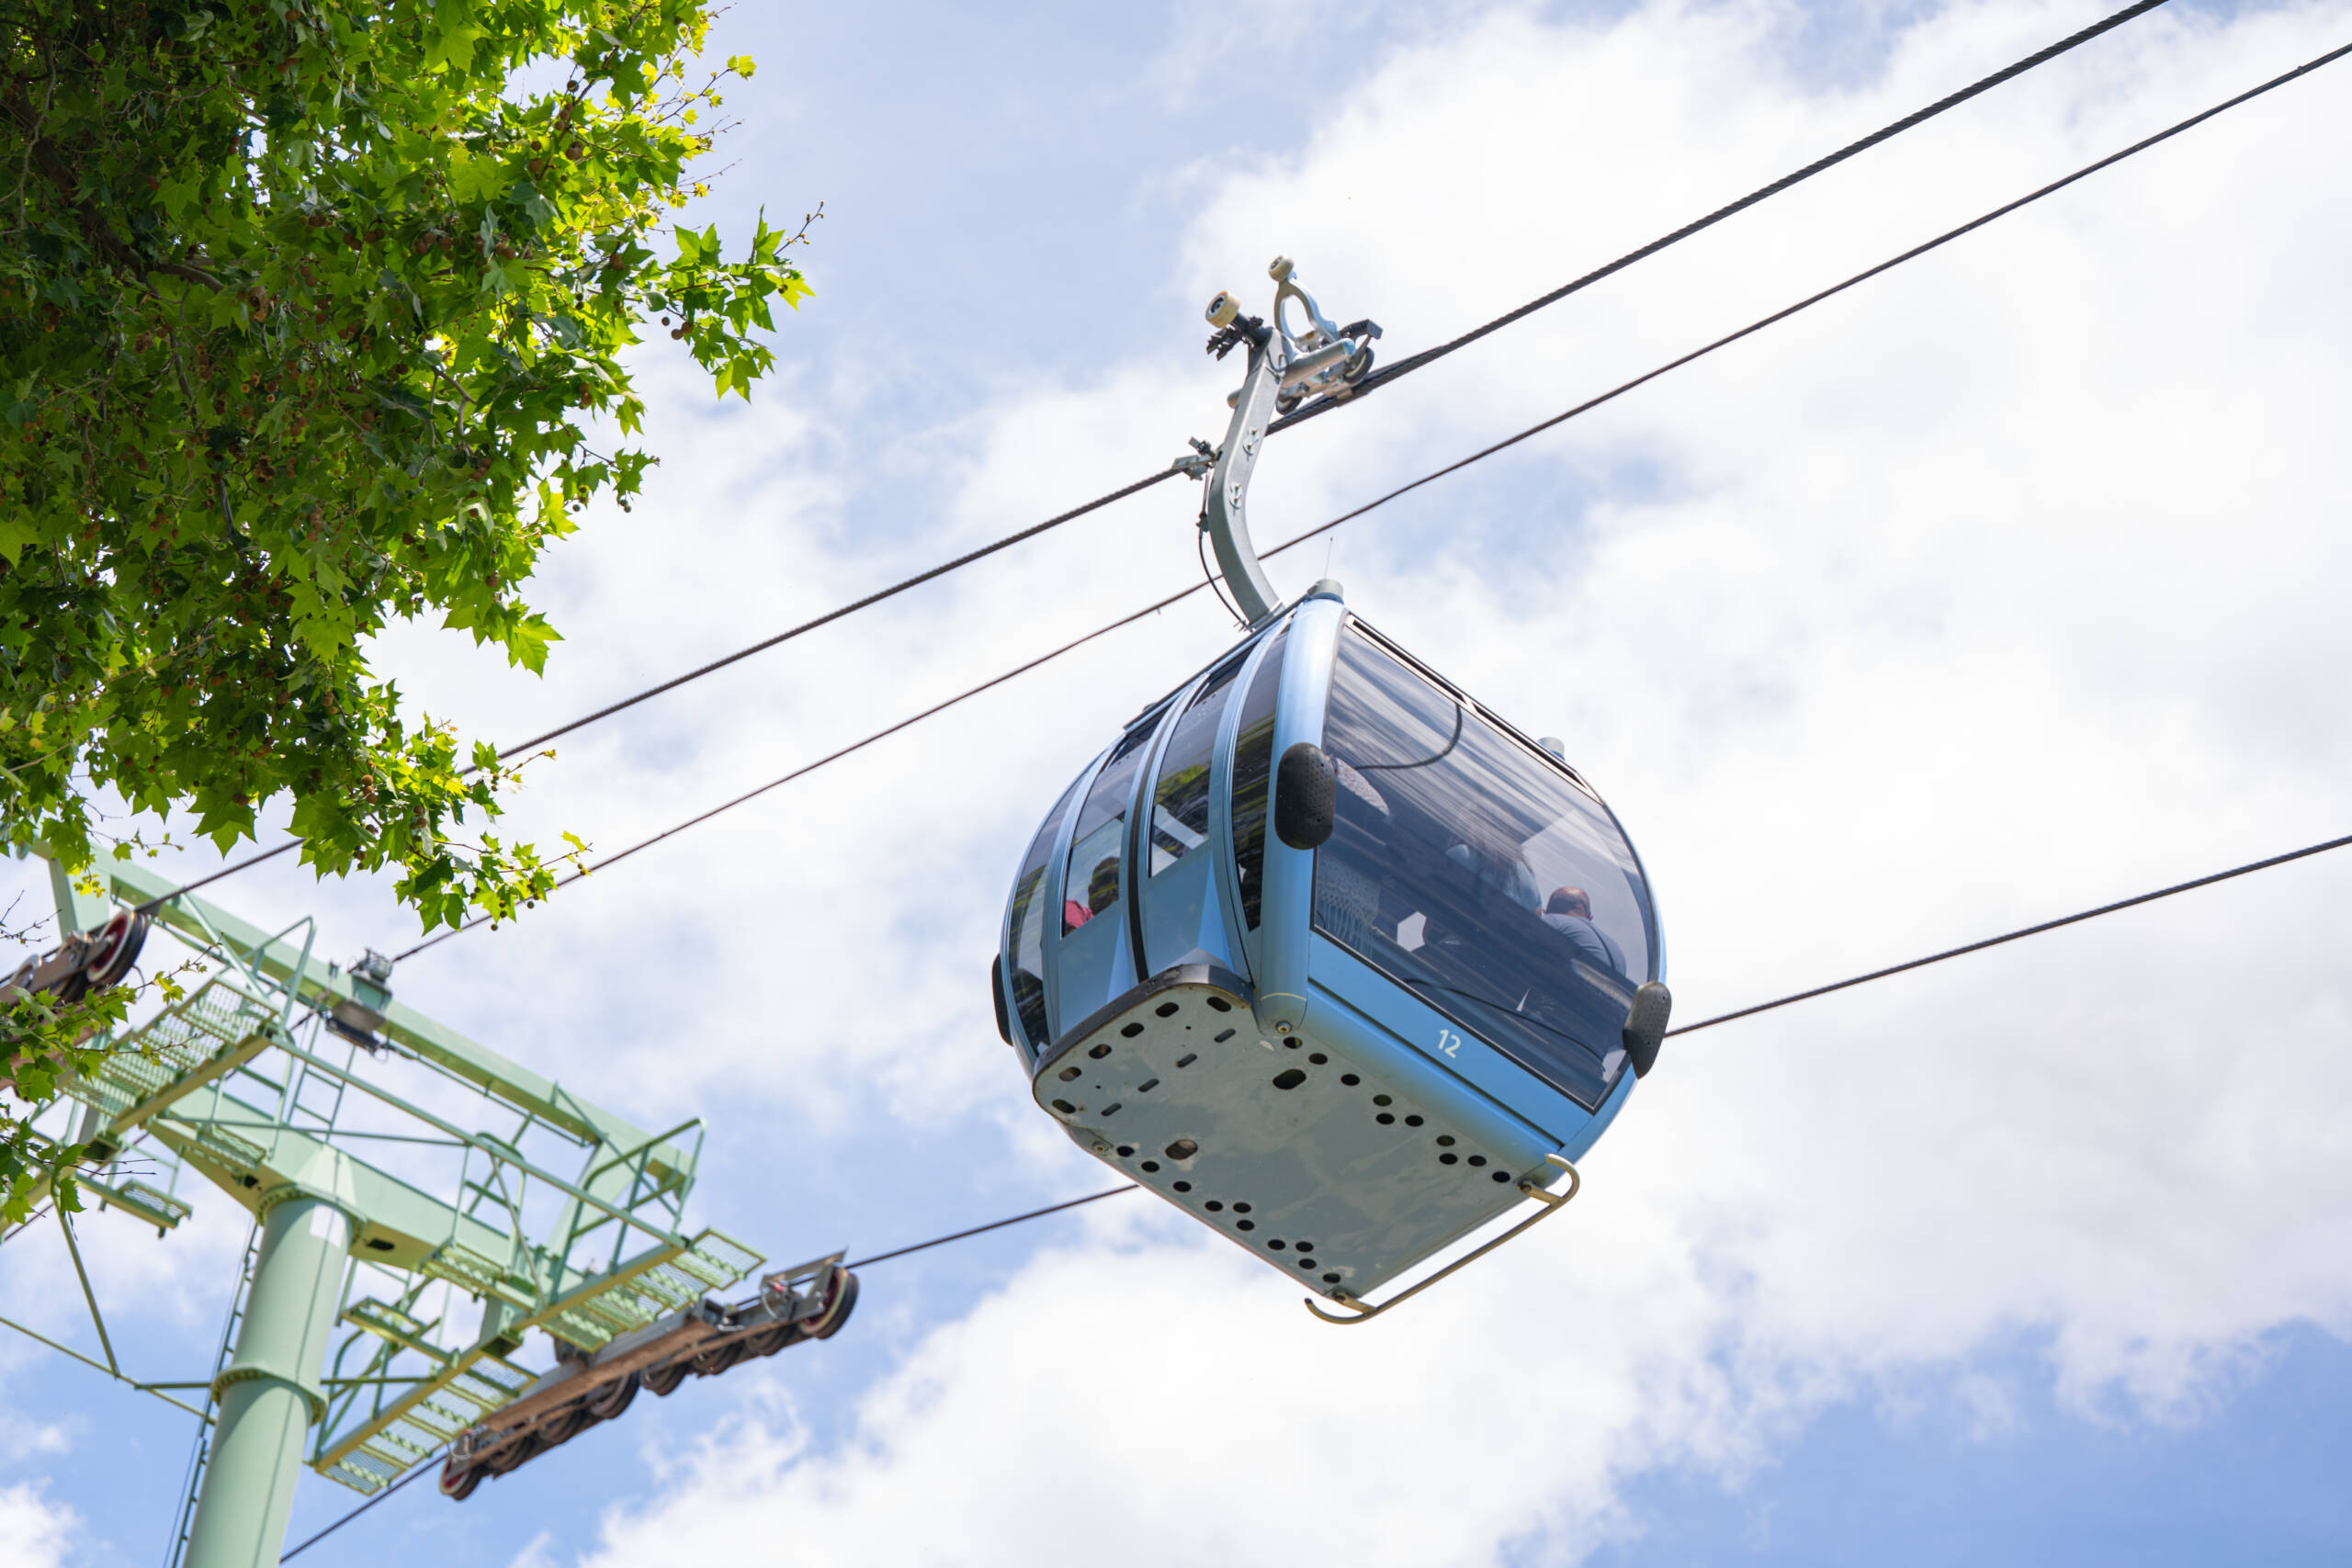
[0,0,810,1150]
[158,172,200,220]
[504,611,560,674]
[424,0,484,73]
[447,146,510,203]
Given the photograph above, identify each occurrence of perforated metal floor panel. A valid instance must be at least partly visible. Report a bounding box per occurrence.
[1033,967,1546,1298]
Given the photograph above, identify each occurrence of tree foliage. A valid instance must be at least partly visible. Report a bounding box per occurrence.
[2,969,140,1224]
[0,0,808,932]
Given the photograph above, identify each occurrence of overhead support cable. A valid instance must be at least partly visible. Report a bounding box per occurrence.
[1263,0,2177,434]
[492,469,1186,760]
[392,31,2352,959]
[430,820,2352,1290]
[386,582,1216,961]
[845,1185,1141,1269]
[278,1451,443,1560]
[135,2,2174,914]
[729,829,2352,1277]
[277,818,2352,1559]
[1667,830,2352,1037]
[130,477,1192,910]
[138,839,300,908]
[471,0,2177,756]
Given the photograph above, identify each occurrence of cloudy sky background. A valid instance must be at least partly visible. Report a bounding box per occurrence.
[6,0,2352,1561]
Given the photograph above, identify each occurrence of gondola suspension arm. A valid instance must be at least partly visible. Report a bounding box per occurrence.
[1184,257,1379,626]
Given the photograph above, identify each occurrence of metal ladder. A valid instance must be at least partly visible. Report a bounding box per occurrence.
[282,1017,352,1141]
[162,1218,260,1568]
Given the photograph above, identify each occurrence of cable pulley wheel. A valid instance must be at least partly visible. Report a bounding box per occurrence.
[83,908,149,990]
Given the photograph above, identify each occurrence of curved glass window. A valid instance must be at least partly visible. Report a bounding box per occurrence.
[1062,707,1165,934]
[1007,777,1080,1052]
[1148,651,1249,875]
[1227,627,1290,931]
[1316,626,1654,1110]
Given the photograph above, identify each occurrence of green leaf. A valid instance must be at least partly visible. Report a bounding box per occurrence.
[158,172,200,220]
[424,0,484,73]
[447,146,510,204]
[0,0,812,1168]
[504,612,561,674]
[514,181,557,230]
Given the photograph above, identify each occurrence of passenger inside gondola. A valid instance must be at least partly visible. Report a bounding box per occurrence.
[1314,623,1654,1109]
[1542,887,1625,976]
[1064,854,1121,931]
[1062,707,1165,935]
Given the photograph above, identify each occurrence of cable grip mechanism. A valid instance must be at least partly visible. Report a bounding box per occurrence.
[1182,256,1380,626]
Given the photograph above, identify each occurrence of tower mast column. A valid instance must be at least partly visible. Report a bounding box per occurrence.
[185,1190,354,1568]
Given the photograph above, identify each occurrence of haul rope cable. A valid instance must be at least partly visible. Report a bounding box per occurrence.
[471,0,2182,758]
[291,822,2352,1552]
[1259,0,2177,434]
[390,583,1207,958]
[389,33,2352,962]
[278,1451,445,1561]
[135,0,2171,913]
[197,99,2352,1564]
[766,827,2352,1267]
[65,21,2352,1555]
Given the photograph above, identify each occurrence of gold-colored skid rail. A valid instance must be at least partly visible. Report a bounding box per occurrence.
[1305,1154,1579,1325]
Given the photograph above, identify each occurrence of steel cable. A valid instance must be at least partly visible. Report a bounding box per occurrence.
[304,820,2352,1545]
[278,1448,444,1560]
[388,579,1216,960]
[795,829,2352,1274]
[1263,0,2177,436]
[845,1184,1140,1269]
[390,32,2352,959]
[1666,831,2352,1037]
[134,2,2170,914]
[482,0,2177,764]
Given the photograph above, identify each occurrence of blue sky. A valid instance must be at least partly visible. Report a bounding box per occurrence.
[6,0,2352,1562]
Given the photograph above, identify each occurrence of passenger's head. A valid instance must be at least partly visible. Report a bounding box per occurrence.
[1547,886,1593,919]
[1087,857,1122,910]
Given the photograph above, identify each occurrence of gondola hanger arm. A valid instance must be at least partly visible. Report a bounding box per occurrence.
[1185,257,1379,626]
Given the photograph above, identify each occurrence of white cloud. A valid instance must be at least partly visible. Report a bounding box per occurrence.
[0,1172,257,1348]
[0,1482,78,1568]
[524,0,2352,1560]
[0,1411,73,1461]
[6,0,2351,1561]
[507,1529,562,1568]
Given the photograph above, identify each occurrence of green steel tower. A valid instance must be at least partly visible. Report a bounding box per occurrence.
[3,853,854,1566]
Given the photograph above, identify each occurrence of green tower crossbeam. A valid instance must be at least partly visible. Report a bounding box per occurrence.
[4,854,767,1566]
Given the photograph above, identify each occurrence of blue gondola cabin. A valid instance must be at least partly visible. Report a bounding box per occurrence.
[993,581,1668,1315]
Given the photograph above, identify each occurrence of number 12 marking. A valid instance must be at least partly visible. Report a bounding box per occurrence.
[1434,1029,1464,1057]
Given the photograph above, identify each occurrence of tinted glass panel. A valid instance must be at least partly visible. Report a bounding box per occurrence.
[1316,626,1654,1110]
[1227,627,1289,931]
[1148,652,1249,875]
[1062,708,1165,934]
[1007,776,1080,1052]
